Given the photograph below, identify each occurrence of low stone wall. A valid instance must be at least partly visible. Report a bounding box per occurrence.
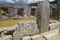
[49,21,60,30]
[31,35,46,40]
[0,35,12,40]
[42,28,59,40]
[18,21,39,36]
[13,21,39,40]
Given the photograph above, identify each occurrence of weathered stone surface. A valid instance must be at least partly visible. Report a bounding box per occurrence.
[6,27,16,31]
[23,6,31,17]
[10,25,20,40]
[42,28,59,40]
[0,16,8,20]
[37,1,50,33]
[0,27,7,32]
[35,8,38,17]
[0,35,12,40]
[52,28,59,33]
[49,22,60,30]
[18,21,39,36]
[13,31,21,40]
[24,6,28,17]
[31,35,46,40]
[27,8,31,16]
[0,24,18,32]
[8,8,18,16]
[49,34,60,40]
[13,21,39,40]
[22,36,31,40]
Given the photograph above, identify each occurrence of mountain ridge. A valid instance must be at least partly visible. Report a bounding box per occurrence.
[0,0,30,6]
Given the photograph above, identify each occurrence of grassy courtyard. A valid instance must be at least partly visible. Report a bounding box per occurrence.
[0,16,57,28]
[0,17,36,28]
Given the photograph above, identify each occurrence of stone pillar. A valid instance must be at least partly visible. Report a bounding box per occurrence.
[27,7,31,17]
[24,6,31,17]
[35,8,38,17]
[8,7,18,17]
[8,7,14,17]
[37,1,50,33]
[13,8,18,16]
[24,6,28,17]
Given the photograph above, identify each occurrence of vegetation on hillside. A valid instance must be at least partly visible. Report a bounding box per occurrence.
[0,8,8,17]
[0,9,8,16]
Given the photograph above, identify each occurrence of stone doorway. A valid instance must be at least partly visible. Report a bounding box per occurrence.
[31,8,36,16]
[18,8,24,16]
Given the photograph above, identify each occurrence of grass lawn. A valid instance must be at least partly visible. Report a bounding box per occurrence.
[0,17,36,28]
[0,16,57,28]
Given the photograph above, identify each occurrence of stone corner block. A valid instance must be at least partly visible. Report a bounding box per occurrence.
[22,36,31,40]
[42,29,59,40]
[31,35,46,40]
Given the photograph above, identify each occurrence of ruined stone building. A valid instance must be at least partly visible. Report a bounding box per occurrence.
[0,0,59,19]
[0,5,38,17]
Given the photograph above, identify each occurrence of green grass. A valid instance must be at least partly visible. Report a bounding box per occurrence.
[0,17,36,28]
[0,17,56,28]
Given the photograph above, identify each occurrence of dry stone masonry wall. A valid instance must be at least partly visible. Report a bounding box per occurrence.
[13,21,39,40]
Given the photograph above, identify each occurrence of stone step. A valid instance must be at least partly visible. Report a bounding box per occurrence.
[42,28,59,40]
[49,22,60,30]
[22,35,46,40]
[22,36,31,40]
[49,34,60,40]
[0,35,12,40]
[43,32,58,40]
[31,35,46,40]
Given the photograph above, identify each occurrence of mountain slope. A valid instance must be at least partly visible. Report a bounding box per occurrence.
[0,0,30,6]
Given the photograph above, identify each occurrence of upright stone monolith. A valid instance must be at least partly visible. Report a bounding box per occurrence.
[37,1,50,33]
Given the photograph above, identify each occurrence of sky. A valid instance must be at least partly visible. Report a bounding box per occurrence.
[0,0,55,3]
[27,0,55,3]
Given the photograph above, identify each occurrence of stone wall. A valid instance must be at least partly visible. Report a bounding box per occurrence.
[0,35,12,40]
[13,21,39,40]
[8,7,18,17]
